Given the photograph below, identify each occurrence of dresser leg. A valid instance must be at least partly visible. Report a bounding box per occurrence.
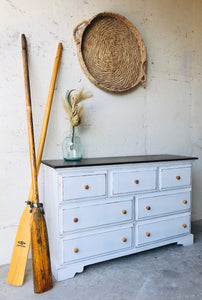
[52,264,84,281]
[177,234,194,246]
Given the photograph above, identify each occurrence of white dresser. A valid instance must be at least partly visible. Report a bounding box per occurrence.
[42,155,197,281]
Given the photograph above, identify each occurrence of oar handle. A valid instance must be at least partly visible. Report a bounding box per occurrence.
[21,34,39,204]
[27,42,62,204]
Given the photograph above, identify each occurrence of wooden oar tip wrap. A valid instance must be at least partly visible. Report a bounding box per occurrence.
[21,34,27,50]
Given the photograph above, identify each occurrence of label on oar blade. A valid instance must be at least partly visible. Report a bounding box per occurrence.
[17,241,26,247]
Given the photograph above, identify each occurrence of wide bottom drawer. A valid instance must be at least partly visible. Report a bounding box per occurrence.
[137,214,190,246]
[62,227,132,263]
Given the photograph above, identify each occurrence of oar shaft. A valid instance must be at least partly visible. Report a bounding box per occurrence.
[36,43,62,170]
[21,34,39,204]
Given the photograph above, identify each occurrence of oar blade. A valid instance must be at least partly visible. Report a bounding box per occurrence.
[7,205,31,286]
[31,208,53,293]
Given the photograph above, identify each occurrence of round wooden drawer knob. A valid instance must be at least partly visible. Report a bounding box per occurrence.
[146,206,151,211]
[122,237,127,242]
[182,224,187,228]
[146,232,151,237]
[73,217,78,223]
[74,248,79,253]
[183,200,188,204]
[122,210,127,215]
[84,185,89,190]
[134,180,139,184]
[176,176,181,180]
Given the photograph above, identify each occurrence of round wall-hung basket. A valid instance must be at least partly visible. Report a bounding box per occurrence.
[73,12,147,93]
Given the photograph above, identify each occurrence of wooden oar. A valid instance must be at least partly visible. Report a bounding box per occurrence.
[7,38,61,288]
[21,34,53,293]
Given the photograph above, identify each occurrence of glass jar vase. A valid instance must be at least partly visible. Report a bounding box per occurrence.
[62,127,83,161]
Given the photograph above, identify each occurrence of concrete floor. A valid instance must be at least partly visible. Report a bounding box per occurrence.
[1,220,202,300]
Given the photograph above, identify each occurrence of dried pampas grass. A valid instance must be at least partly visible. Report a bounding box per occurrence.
[63,88,93,127]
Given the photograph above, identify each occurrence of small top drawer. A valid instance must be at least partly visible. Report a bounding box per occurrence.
[159,166,191,190]
[62,172,106,201]
[111,168,157,196]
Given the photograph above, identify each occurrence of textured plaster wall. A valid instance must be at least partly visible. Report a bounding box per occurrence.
[0,0,202,265]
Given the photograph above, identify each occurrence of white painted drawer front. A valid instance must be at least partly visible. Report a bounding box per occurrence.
[62,227,132,263]
[160,167,191,190]
[136,192,191,220]
[60,200,133,233]
[137,215,190,246]
[112,169,157,195]
[62,173,106,201]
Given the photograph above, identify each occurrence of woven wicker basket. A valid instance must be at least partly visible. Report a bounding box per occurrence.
[73,12,147,93]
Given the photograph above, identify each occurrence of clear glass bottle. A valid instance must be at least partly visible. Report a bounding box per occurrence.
[62,126,83,161]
